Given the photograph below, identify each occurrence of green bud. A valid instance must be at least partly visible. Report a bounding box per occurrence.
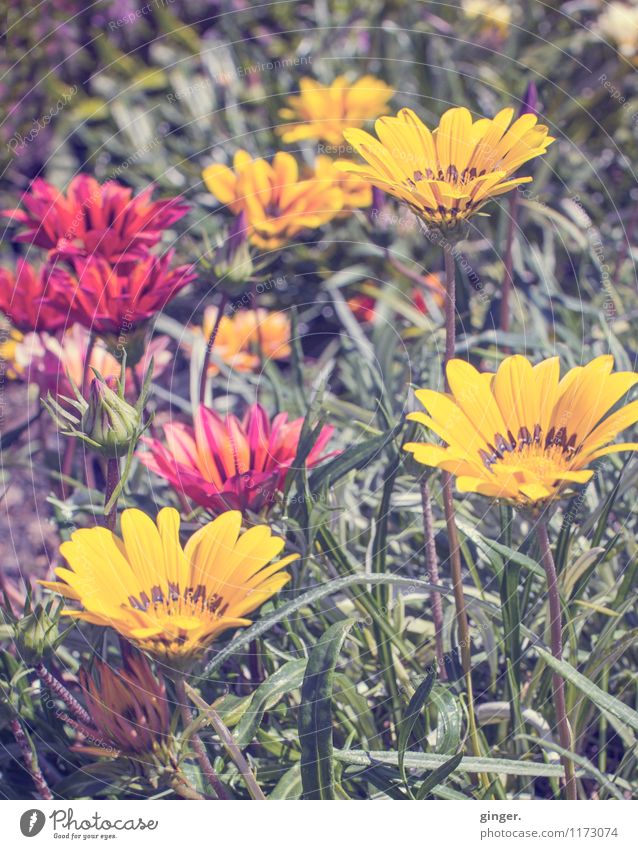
[15,604,61,664]
[42,354,153,459]
[82,376,142,458]
[213,210,253,294]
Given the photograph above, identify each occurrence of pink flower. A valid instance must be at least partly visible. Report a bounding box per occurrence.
[0,259,72,333]
[138,403,335,515]
[3,175,188,262]
[47,250,196,335]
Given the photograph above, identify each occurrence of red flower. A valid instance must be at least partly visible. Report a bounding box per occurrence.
[0,259,72,332]
[138,403,335,515]
[48,250,197,335]
[3,175,188,262]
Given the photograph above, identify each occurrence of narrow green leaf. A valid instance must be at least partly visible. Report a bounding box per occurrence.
[416,752,464,799]
[536,646,638,733]
[398,671,435,794]
[233,659,307,748]
[299,619,355,800]
[334,748,565,777]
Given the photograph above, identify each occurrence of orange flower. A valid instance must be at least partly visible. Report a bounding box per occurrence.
[313,155,373,211]
[202,150,343,249]
[190,307,291,375]
[278,76,393,145]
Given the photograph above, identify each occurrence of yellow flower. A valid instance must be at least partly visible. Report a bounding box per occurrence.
[278,75,394,145]
[336,106,554,229]
[202,150,343,249]
[40,508,297,664]
[462,0,512,39]
[314,155,373,210]
[190,307,291,375]
[598,2,638,62]
[404,355,638,507]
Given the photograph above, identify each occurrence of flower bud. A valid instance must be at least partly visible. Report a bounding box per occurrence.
[81,376,142,458]
[43,356,153,459]
[213,210,253,293]
[520,81,538,117]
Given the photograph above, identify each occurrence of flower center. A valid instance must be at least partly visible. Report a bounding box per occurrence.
[479,425,580,476]
[127,583,229,620]
[410,165,487,187]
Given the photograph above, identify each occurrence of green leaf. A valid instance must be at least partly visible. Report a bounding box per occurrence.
[233,659,307,748]
[536,646,638,733]
[307,427,398,494]
[299,619,355,799]
[398,671,435,795]
[416,752,464,799]
[334,748,565,778]
[269,764,302,800]
[430,685,463,755]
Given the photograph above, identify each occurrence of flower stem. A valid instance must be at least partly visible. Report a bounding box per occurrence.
[199,292,229,406]
[185,682,266,800]
[104,457,120,531]
[174,676,227,800]
[35,662,93,727]
[500,192,518,342]
[442,244,484,775]
[11,718,53,800]
[419,477,446,680]
[60,333,95,499]
[535,518,577,800]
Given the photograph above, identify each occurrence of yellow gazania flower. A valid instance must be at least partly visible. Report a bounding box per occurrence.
[189,306,291,375]
[313,155,373,211]
[40,508,297,664]
[202,150,343,249]
[336,106,554,229]
[278,75,394,145]
[598,2,638,63]
[404,355,638,507]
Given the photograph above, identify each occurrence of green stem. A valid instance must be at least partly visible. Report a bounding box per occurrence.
[174,676,227,800]
[420,478,446,680]
[104,457,120,531]
[535,518,577,800]
[199,293,229,406]
[442,243,485,780]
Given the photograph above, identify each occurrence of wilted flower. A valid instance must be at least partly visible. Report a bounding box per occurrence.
[73,649,171,758]
[202,150,343,249]
[3,175,188,262]
[47,249,196,338]
[278,75,394,145]
[0,259,72,333]
[404,355,638,507]
[188,307,291,375]
[138,403,334,515]
[336,106,554,230]
[40,507,298,664]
